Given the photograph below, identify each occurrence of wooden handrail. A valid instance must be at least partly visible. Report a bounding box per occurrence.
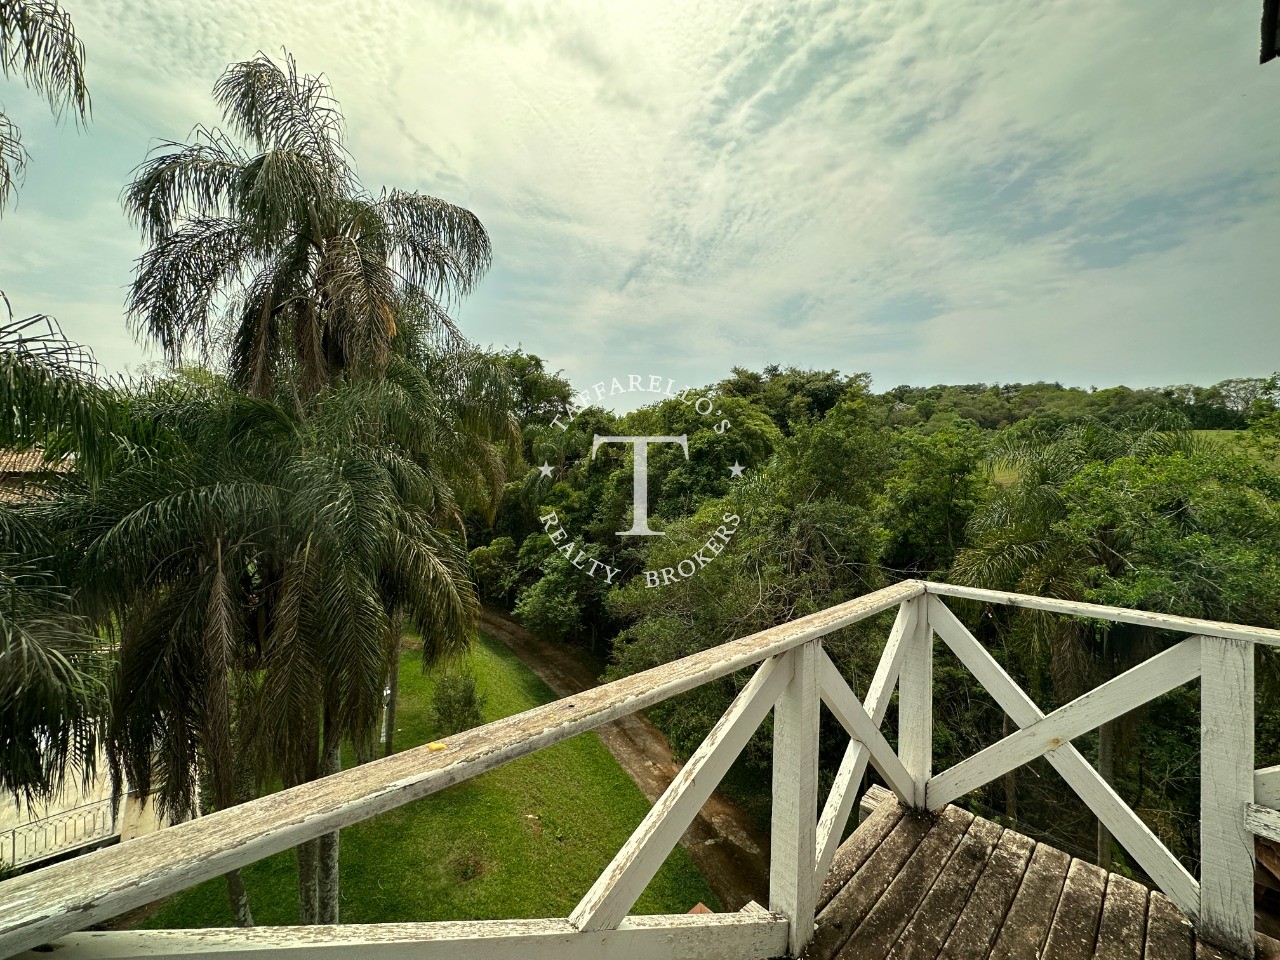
[0,579,922,959]
[1258,766,1280,809]
[923,581,1280,646]
[1,577,1270,960]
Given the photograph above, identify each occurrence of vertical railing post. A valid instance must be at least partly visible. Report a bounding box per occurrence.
[1199,635,1255,957]
[770,640,820,956]
[898,594,932,808]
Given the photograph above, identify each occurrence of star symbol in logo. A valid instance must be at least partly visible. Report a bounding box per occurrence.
[538,461,556,478]
[728,462,746,478]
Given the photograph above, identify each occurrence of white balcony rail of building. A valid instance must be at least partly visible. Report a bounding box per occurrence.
[0,796,119,870]
[0,579,1276,960]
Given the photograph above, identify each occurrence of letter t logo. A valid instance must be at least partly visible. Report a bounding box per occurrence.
[591,435,689,536]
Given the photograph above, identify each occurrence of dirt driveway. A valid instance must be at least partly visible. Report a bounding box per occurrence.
[479,609,770,911]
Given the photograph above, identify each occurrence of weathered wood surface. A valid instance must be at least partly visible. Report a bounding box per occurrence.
[886,814,1004,960]
[807,804,933,960]
[1145,892,1195,960]
[809,790,1262,960]
[1257,767,1280,810]
[1200,636,1257,957]
[815,599,919,886]
[989,843,1071,959]
[1094,874,1151,960]
[770,642,823,956]
[898,595,933,807]
[835,805,974,958]
[922,581,1280,646]
[927,596,1200,917]
[819,789,905,913]
[1249,804,1280,844]
[10,912,789,960]
[0,580,922,958]
[1043,859,1108,960]
[572,654,788,931]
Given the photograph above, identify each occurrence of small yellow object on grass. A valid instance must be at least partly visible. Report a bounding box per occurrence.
[428,741,448,751]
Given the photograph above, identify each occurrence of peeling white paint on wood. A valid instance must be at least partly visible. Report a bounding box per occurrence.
[926,632,1202,810]
[1246,803,1280,843]
[927,596,1201,919]
[1198,636,1255,957]
[1255,766,1280,810]
[814,599,919,885]
[10,913,789,960]
[570,656,788,932]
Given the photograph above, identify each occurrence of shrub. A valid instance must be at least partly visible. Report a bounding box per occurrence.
[468,536,520,603]
[431,672,486,736]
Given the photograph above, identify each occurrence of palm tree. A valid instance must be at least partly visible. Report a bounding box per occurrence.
[0,307,106,804]
[0,0,90,211]
[94,50,509,924]
[0,304,108,463]
[123,51,491,399]
[953,415,1194,867]
[21,337,511,923]
[0,559,102,804]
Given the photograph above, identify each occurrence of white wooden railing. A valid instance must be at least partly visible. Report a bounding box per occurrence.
[0,580,1275,960]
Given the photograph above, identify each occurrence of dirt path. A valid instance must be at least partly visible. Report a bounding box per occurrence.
[479,609,771,912]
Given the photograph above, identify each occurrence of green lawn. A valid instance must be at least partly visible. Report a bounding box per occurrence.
[142,632,718,927]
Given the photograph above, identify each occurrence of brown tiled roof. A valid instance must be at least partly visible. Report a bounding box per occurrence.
[0,449,72,474]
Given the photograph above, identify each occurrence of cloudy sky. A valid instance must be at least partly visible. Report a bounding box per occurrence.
[1,1,1277,394]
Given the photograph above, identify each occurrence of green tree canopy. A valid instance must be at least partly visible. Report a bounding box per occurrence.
[124,51,491,398]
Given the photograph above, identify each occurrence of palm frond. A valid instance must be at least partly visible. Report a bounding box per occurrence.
[0,0,89,211]
[212,51,349,184]
[0,558,103,805]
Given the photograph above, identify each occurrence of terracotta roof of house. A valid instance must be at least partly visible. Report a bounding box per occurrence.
[0,449,73,474]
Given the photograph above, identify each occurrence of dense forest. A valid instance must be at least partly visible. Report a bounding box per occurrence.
[470,359,1280,879]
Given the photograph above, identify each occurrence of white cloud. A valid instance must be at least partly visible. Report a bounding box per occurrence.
[1,0,1276,391]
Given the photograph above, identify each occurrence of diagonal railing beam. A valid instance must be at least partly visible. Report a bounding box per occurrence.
[926,629,1202,810]
[813,598,919,885]
[571,656,790,932]
[926,595,1200,917]
[816,650,917,803]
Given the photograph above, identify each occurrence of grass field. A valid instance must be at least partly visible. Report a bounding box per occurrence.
[142,632,718,927]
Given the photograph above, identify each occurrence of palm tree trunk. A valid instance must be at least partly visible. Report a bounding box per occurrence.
[382,614,402,759]
[297,839,319,924]
[318,736,341,924]
[225,868,254,927]
[1096,719,1116,869]
[222,773,255,927]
